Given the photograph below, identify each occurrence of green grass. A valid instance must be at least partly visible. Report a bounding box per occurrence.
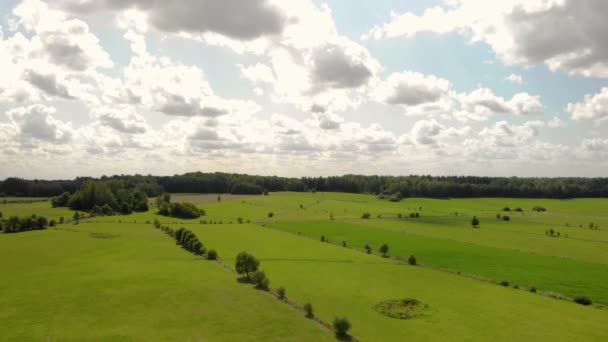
[0,222,332,341]
[189,223,608,341]
[271,220,608,304]
[0,200,74,222]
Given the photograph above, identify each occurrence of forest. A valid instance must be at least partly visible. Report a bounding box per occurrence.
[1,172,608,199]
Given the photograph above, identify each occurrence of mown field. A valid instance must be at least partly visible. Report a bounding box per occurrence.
[2,192,608,341]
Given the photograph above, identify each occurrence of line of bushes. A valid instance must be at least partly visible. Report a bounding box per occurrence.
[1,214,53,233]
[153,219,216,260]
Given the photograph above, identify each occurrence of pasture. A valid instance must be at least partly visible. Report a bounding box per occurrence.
[2,191,608,341]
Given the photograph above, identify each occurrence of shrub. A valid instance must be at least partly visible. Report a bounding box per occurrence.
[159,202,205,219]
[342,241,347,247]
[529,287,537,293]
[415,212,420,218]
[277,286,286,300]
[471,216,480,228]
[573,296,592,306]
[500,280,510,286]
[49,219,56,227]
[237,217,243,224]
[408,255,417,265]
[303,303,314,318]
[321,235,326,242]
[206,249,218,260]
[59,216,64,223]
[268,212,274,218]
[361,212,371,219]
[496,214,501,219]
[235,252,259,279]
[502,215,510,221]
[503,207,510,211]
[533,206,546,212]
[333,317,351,339]
[513,284,519,289]
[514,207,523,212]
[379,243,389,257]
[364,244,372,254]
[251,270,270,290]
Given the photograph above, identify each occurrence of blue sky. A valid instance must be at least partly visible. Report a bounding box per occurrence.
[0,0,607,178]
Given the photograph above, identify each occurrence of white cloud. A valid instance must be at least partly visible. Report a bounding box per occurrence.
[506,74,523,84]
[547,116,566,128]
[6,104,74,144]
[375,71,451,106]
[567,87,608,124]
[365,0,608,78]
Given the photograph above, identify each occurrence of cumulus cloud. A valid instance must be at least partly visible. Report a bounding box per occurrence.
[91,106,147,134]
[567,87,608,124]
[11,0,113,71]
[407,119,470,147]
[548,116,566,128]
[376,71,451,106]
[6,104,74,143]
[64,0,287,41]
[364,0,608,78]
[24,70,74,99]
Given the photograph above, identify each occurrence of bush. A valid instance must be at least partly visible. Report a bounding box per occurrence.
[514,207,523,212]
[533,206,547,212]
[496,214,501,219]
[159,202,205,219]
[268,212,274,218]
[206,249,218,260]
[502,215,510,221]
[471,216,480,228]
[321,235,325,242]
[277,286,286,300]
[408,255,417,265]
[379,243,389,257]
[364,244,371,254]
[361,212,371,219]
[500,280,510,286]
[251,270,270,290]
[333,317,351,339]
[503,207,510,211]
[573,296,592,306]
[342,241,347,247]
[303,303,314,318]
[529,287,537,293]
[49,219,56,227]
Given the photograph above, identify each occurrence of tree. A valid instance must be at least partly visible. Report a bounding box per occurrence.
[333,317,351,339]
[277,287,286,300]
[251,270,270,290]
[217,195,221,202]
[73,211,81,225]
[408,255,417,265]
[364,244,371,254]
[471,216,480,228]
[206,249,218,260]
[235,252,259,279]
[361,212,371,219]
[379,243,389,257]
[268,212,274,218]
[303,303,314,318]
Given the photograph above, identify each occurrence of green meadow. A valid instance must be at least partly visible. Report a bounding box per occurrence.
[2,191,608,341]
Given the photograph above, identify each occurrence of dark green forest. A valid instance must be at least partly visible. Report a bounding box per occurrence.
[1,172,608,199]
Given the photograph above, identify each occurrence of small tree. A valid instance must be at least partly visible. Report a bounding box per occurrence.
[303,303,314,318]
[251,270,270,290]
[333,317,351,339]
[361,212,371,219]
[277,286,286,300]
[502,215,510,221]
[471,216,479,228]
[364,244,371,254]
[321,235,326,242]
[268,212,274,218]
[73,211,80,225]
[342,241,347,247]
[379,243,389,257]
[408,255,417,265]
[217,195,221,202]
[206,249,218,260]
[235,252,259,279]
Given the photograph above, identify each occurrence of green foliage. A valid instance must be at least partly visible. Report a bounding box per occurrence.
[268,212,274,218]
[529,287,537,293]
[333,317,351,339]
[1,214,49,233]
[206,249,218,260]
[235,252,259,278]
[573,296,592,306]
[157,202,205,219]
[364,244,371,254]
[303,303,314,318]
[231,183,263,195]
[51,192,71,207]
[500,280,510,287]
[502,215,510,221]
[408,255,417,265]
[503,207,510,211]
[67,180,148,214]
[251,270,270,290]
[533,206,547,212]
[379,243,389,257]
[471,216,480,227]
[361,212,371,219]
[277,286,286,300]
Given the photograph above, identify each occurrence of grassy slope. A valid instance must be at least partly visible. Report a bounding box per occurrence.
[190,223,608,342]
[0,222,332,341]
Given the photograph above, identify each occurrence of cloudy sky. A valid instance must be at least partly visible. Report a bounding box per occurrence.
[0,0,607,179]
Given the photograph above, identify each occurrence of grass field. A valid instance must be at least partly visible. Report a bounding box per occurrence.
[0,222,332,341]
[2,191,608,341]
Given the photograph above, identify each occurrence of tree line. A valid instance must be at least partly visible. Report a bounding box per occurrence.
[3,173,608,199]
[0,213,53,233]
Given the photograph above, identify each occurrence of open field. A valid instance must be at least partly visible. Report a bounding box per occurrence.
[2,191,608,341]
[0,222,332,341]
[169,193,256,204]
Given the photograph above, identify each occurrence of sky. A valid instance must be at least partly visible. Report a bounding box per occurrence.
[0,0,607,179]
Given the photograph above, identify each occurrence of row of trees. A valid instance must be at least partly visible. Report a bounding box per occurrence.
[153,220,217,260]
[1,214,52,233]
[5,173,608,199]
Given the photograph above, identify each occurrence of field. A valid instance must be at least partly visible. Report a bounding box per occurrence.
[2,192,608,341]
